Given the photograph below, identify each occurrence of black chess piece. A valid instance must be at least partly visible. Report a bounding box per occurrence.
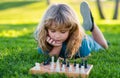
[85,60,87,68]
[62,57,66,65]
[43,57,51,65]
[79,59,84,68]
[74,61,76,67]
[81,59,84,66]
[67,61,70,67]
[79,63,81,68]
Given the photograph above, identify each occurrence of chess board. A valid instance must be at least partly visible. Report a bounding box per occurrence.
[29,63,93,78]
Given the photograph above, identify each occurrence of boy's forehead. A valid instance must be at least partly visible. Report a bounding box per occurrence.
[46,21,72,31]
[49,25,69,31]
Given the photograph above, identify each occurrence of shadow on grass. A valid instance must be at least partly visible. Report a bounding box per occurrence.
[0,23,37,30]
[0,1,40,10]
[0,23,38,37]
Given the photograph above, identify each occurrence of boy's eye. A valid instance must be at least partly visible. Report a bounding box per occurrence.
[61,30,66,33]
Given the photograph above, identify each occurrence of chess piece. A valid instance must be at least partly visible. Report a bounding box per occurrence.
[61,64,65,72]
[81,59,84,66]
[50,63,54,72]
[34,62,40,70]
[85,60,87,68]
[74,61,76,67]
[51,56,54,63]
[62,57,66,65]
[79,59,84,68]
[67,61,70,67]
[75,64,79,73]
[50,56,54,71]
[43,57,51,65]
[79,63,81,68]
[78,59,84,68]
[55,59,60,72]
[80,66,85,74]
[69,65,72,72]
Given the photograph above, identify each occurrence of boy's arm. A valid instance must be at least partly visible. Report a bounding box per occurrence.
[49,46,62,57]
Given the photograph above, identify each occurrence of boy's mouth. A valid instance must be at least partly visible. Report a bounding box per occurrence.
[55,40,62,43]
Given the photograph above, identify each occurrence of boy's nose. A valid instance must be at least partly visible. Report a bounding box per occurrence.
[54,33,60,39]
[54,35,60,39]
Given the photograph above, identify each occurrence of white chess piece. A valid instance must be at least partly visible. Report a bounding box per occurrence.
[51,56,54,63]
[75,64,79,73]
[61,64,65,72]
[55,59,60,72]
[34,62,40,70]
[50,63,54,72]
[69,65,72,72]
[50,56,54,71]
[80,66,85,74]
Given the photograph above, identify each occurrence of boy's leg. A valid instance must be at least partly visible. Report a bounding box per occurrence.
[80,1,108,49]
[92,24,108,48]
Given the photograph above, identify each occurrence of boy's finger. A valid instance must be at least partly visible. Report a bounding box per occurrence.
[46,36,50,41]
[52,41,55,44]
[49,38,54,44]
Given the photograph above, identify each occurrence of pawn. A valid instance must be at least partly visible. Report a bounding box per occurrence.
[56,59,60,72]
[67,61,70,67]
[62,58,66,65]
[51,56,54,63]
[85,60,87,68]
[69,65,72,72]
[34,62,40,70]
[79,62,84,68]
[50,62,54,72]
[79,63,81,68]
[81,59,84,66]
[75,64,79,73]
[80,66,85,74]
[50,56,54,71]
[61,64,65,72]
[74,61,76,67]
[43,57,51,65]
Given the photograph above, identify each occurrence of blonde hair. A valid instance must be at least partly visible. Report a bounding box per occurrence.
[35,3,85,58]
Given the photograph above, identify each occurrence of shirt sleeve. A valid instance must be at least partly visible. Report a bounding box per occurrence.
[38,47,49,54]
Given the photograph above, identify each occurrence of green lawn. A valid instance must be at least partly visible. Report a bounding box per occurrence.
[0,0,120,78]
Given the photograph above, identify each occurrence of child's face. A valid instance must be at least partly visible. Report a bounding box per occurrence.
[48,28,69,44]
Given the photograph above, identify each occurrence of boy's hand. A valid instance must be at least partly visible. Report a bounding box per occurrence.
[46,36,62,46]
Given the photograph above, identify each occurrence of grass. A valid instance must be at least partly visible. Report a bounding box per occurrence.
[0,0,120,78]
